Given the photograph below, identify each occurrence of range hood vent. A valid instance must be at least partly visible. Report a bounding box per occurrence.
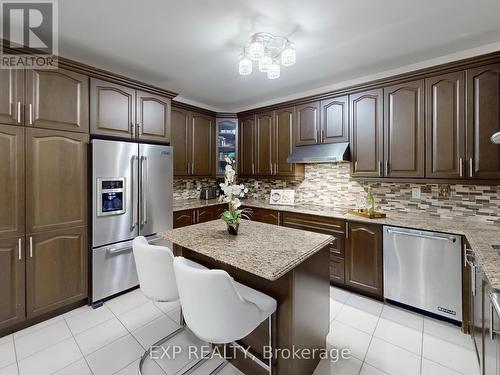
[287,142,350,163]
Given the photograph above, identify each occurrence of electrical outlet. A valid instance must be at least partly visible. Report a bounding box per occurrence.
[412,187,421,200]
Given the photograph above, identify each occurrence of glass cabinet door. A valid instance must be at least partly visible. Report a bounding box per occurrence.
[216,118,237,175]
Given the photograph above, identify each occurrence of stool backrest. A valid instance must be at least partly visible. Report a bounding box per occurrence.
[132,236,178,302]
[173,257,261,344]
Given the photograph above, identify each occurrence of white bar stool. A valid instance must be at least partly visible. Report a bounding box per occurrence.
[132,236,185,375]
[173,256,277,374]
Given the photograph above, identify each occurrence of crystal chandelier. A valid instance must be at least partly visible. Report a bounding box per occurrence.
[238,32,296,79]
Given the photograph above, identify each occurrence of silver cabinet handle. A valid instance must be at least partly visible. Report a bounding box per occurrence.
[141,156,148,225]
[378,160,382,176]
[131,155,139,229]
[131,123,135,137]
[386,228,455,242]
[29,104,33,125]
[471,263,476,297]
[354,161,358,172]
[321,129,325,144]
[252,163,255,174]
[345,222,349,238]
[469,158,473,177]
[191,162,194,175]
[17,101,21,123]
[385,160,389,176]
[138,123,142,136]
[29,237,33,257]
[192,210,196,223]
[18,238,22,260]
[270,162,273,175]
[316,130,320,143]
[459,157,463,177]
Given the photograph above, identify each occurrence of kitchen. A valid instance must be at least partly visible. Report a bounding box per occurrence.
[1,1,500,375]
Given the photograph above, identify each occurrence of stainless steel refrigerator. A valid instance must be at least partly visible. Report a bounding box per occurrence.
[91,139,173,305]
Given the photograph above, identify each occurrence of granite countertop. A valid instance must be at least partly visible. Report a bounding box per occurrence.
[173,198,500,290]
[158,219,333,281]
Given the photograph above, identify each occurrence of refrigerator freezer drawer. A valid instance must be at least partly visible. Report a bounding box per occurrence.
[92,239,139,303]
[383,226,463,322]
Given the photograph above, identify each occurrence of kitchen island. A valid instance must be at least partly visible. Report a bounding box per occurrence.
[158,219,333,375]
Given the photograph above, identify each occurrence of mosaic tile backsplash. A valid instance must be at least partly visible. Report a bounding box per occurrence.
[174,163,500,224]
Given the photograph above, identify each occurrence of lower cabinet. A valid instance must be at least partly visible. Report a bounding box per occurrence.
[26,226,88,318]
[0,237,25,331]
[330,256,345,285]
[345,221,383,298]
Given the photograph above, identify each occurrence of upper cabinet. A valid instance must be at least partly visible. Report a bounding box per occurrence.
[216,118,237,176]
[274,107,296,176]
[255,111,274,175]
[238,115,255,176]
[25,69,89,133]
[90,78,171,143]
[350,89,384,177]
[136,91,171,143]
[467,63,500,179]
[320,95,349,144]
[426,72,466,179]
[295,102,320,146]
[170,105,215,177]
[383,80,425,178]
[0,68,24,125]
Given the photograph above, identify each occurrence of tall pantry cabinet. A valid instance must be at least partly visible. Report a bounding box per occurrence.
[0,68,88,332]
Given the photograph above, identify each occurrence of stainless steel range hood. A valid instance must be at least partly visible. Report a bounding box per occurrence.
[287,142,349,163]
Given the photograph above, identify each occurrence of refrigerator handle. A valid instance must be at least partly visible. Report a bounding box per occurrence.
[131,156,139,229]
[141,156,148,225]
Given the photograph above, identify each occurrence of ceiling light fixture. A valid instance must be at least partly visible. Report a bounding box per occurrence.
[239,32,296,79]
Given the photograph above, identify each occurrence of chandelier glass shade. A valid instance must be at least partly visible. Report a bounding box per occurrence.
[239,32,296,79]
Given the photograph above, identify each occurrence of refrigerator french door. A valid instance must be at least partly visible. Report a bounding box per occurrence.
[91,139,173,304]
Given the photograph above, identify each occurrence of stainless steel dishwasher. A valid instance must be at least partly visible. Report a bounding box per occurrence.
[383,226,462,322]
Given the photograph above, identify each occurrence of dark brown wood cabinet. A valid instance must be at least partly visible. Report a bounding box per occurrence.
[295,102,320,146]
[330,256,345,285]
[25,129,88,234]
[136,91,171,143]
[0,237,25,331]
[350,89,384,177]
[173,205,226,228]
[426,72,466,179]
[173,209,195,228]
[255,112,274,175]
[191,114,215,176]
[0,68,24,125]
[26,226,87,318]
[384,80,425,178]
[0,125,25,240]
[345,221,383,298]
[171,106,215,177]
[25,69,89,133]
[171,107,190,176]
[467,63,500,179]
[274,107,297,177]
[90,78,136,138]
[246,207,280,225]
[320,96,349,144]
[238,115,255,176]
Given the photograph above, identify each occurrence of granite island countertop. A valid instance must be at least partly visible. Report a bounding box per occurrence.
[158,219,333,281]
[173,198,500,290]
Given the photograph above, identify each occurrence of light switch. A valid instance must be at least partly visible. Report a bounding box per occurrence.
[412,187,421,200]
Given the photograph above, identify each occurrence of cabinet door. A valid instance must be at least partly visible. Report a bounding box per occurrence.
[90,78,135,138]
[25,69,89,133]
[330,255,345,285]
[426,72,466,178]
[190,113,214,176]
[255,112,273,175]
[345,222,383,298]
[296,102,319,146]
[197,207,215,223]
[467,64,500,179]
[171,107,190,176]
[26,226,87,318]
[26,129,88,234]
[247,207,280,225]
[274,107,295,176]
[320,96,349,143]
[136,91,171,143]
[0,237,25,331]
[384,81,425,177]
[238,115,255,176]
[350,90,384,177]
[0,125,24,240]
[173,210,194,228]
[0,68,24,125]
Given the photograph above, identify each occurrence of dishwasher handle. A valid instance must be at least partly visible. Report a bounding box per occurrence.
[386,228,456,242]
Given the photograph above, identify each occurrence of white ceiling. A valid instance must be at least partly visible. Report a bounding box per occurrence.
[55,0,500,112]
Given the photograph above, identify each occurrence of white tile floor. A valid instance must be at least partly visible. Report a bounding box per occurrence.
[313,287,480,375]
[0,286,480,375]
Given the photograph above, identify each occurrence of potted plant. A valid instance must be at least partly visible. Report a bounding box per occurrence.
[218,157,250,235]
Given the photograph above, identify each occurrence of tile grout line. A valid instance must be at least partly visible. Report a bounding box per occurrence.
[11,334,21,375]
[60,315,95,375]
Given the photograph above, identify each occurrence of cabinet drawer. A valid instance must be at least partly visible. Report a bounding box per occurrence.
[281,211,345,256]
[330,255,345,285]
[244,207,280,225]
